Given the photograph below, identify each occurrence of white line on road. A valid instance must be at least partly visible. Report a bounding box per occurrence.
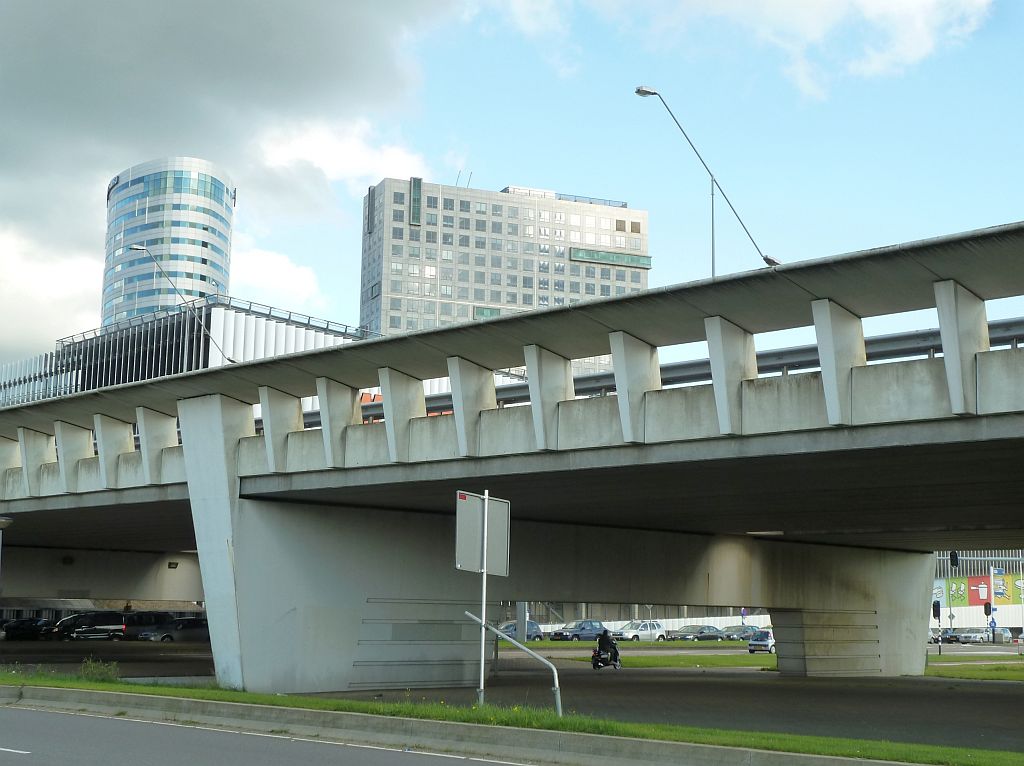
[0,747,31,754]
[12,707,531,764]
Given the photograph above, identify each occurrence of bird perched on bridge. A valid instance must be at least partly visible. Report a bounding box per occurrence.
[762,253,782,267]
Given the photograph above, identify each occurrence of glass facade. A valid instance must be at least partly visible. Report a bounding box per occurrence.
[102,158,235,326]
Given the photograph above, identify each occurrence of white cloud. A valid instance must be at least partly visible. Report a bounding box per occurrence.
[259,120,431,197]
[588,0,992,97]
[230,243,330,319]
[0,228,102,363]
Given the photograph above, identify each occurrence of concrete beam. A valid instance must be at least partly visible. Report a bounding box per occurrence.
[811,299,866,426]
[177,393,256,691]
[135,407,179,484]
[704,316,756,435]
[53,421,93,492]
[524,345,573,450]
[17,427,55,497]
[609,331,661,443]
[258,386,303,473]
[315,377,362,468]
[379,368,426,463]
[92,414,134,490]
[935,280,989,415]
[447,357,497,457]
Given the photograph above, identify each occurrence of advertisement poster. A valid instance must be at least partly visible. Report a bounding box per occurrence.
[937,573,1021,608]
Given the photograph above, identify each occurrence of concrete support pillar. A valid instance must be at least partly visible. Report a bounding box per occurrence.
[258,386,303,472]
[177,394,256,690]
[136,407,179,484]
[53,421,93,492]
[17,427,55,496]
[704,316,756,435]
[811,299,866,425]
[379,367,426,463]
[447,356,497,457]
[609,331,661,443]
[934,280,989,415]
[515,601,529,645]
[524,345,573,450]
[315,377,362,468]
[93,414,134,490]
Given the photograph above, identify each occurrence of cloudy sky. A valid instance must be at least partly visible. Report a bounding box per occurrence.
[1,0,1021,364]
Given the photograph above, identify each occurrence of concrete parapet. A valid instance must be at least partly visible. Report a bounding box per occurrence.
[644,385,719,443]
[478,406,534,456]
[851,358,951,424]
[741,372,829,435]
[977,347,1024,414]
[556,396,623,450]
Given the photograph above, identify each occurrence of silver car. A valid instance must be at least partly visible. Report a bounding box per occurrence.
[610,620,666,642]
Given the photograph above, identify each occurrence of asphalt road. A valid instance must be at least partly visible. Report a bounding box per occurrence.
[2,640,1022,753]
[0,706,530,766]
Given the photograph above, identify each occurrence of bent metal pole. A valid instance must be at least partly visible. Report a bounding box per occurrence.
[477,489,489,706]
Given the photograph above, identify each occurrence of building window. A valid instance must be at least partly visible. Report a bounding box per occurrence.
[476,202,487,214]
[506,274,518,287]
[460,200,471,212]
[390,297,402,310]
[491,221,502,234]
[389,315,401,329]
[492,203,503,216]
[631,271,641,283]
[393,209,405,222]
[506,292,518,304]
[426,231,438,243]
[523,276,534,289]
[585,283,596,295]
[523,294,533,306]
[443,197,455,210]
[459,217,470,230]
[508,206,518,219]
[390,263,403,274]
[409,229,421,242]
[569,281,580,293]
[393,192,405,204]
[600,284,611,297]
[616,269,626,281]
[491,238,502,250]
[539,210,550,222]
[616,219,626,232]
[425,212,438,225]
[490,272,501,285]
[475,236,486,249]
[442,233,454,245]
[392,227,404,240]
[426,195,438,209]
[392,244,403,256]
[408,264,420,277]
[631,221,641,234]
[442,215,454,228]
[459,235,470,247]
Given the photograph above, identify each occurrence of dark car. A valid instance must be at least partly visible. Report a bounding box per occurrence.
[722,625,760,641]
[1,617,54,640]
[668,624,724,641]
[550,620,606,642]
[497,620,544,641]
[66,610,176,641]
[40,613,98,641]
[139,617,209,643]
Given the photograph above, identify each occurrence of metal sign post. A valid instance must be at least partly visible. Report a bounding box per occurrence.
[455,490,510,707]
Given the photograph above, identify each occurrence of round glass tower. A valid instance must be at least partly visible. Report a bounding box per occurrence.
[102,157,235,326]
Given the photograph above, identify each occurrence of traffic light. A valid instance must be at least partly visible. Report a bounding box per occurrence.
[950,550,959,567]
[984,602,992,617]
[932,600,941,620]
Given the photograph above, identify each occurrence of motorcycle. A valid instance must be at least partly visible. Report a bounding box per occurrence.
[591,641,621,670]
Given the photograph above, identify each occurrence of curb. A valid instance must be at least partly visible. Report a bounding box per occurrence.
[0,685,909,766]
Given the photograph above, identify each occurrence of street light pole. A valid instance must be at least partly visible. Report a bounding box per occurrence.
[127,245,236,364]
[635,85,777,273]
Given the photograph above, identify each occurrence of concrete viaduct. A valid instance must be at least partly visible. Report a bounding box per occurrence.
[2,221,1024,693]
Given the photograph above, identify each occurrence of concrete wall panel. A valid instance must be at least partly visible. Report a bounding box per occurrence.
[285,429,327,473]
[75,457,103,493]
[977,348,1024,414]
[556,397,623,450]
[742,372,829,435]
[852,359,951,424]
[237,435,270,476]
[1,547,203,602]
[116,451,145,488]
[409,415,459,463]
[644,385,720,443]
[37,462,61,496]
[478,406,534,456]
[160,446,186,484]
[343,423,390,468]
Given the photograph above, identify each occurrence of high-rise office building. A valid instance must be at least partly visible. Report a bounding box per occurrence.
[102,157,235,326]
[359,178,651,344]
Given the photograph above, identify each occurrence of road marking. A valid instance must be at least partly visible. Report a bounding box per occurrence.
[0,747,31,754]
[12,707,531,764]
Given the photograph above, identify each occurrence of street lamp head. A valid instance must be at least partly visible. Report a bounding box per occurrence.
[129,244,147,251]
[635,85,659,97]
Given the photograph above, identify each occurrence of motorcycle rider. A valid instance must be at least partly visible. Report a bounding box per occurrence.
[597,629,620,666]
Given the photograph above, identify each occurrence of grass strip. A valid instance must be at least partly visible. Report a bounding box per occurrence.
[0,666,1020,766]
[566,652,775,669]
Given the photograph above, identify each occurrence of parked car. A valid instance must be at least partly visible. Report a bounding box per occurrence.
[139,617,209,643]
[668,625,724,642]
[954,628,988,644]
[611,620,666,642]
[497,620,544,641]
[748,629,776,654]
[722,625,760,641]
[0,617,54,641]
[936,627,958,643]
[55,610,175,641]
[989,627,1013,643]
[550,620,606,642]
[40,613,101,640]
